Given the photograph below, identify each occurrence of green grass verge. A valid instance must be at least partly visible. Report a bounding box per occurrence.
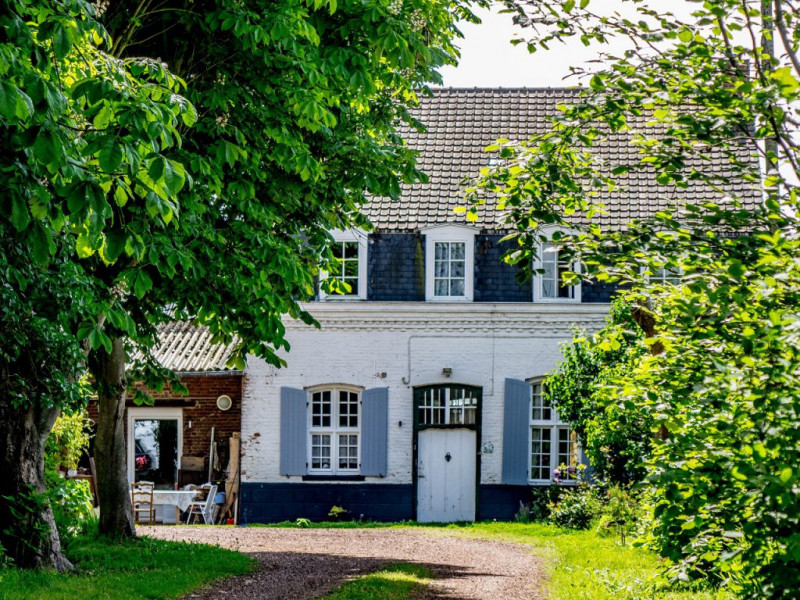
[318,563,432,600]
[423,522,733,600]
[0,532,255,600]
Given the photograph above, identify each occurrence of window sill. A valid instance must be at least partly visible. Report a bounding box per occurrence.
[302,474,365,482]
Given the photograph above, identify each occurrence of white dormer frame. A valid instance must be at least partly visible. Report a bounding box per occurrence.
[320,229,368,300]
[422,224,478,302]
[533,229,582,303]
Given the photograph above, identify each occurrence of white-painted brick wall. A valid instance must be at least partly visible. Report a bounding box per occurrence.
[241,302,608,485]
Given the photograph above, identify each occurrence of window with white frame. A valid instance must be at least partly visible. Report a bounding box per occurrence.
[320,230,367,300]
[417,385,479,426]
[528,379,579,483]
[649,266,682,286]
[309,386,361,473]
[423,225,476,301]
[535,242,581,302]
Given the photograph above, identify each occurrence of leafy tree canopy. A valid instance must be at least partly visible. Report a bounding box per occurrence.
[467,0,800,597]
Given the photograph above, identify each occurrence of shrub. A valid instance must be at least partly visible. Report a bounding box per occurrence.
[44,410,93,540]
[597,485,649,546]
[549,484,601,530]
[328,506,350,522]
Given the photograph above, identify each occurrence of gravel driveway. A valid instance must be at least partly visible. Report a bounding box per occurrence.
[142,526,546,600]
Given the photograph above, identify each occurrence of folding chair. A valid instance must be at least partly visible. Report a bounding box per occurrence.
[186,484,218,524]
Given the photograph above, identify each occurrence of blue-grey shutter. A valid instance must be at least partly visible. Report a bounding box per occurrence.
[360,387,388,477]
[502,378,531,485]
[280,387,307,476]
[579,446,593,482]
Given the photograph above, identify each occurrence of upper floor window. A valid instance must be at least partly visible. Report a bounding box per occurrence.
[423,225,477,302]
[320,230,367,300]
[528,379,579,483]
[648,266,682,286]
[308,386,361,473]
[534,242,581,302]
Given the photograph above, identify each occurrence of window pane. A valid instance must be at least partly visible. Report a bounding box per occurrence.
[449,278,465,296]
[451,260,465,278]
[434,279,448,296]
[338,434,358,469]
[557,427,579,475]
[343,241,358,259]
[531,383,552,421]
[312,391,332,428]
[435,259,449,278]
[418,388,445,425]
[530,428,552,480]
[450,242,465,260]
[339,391,358,428]
[344,260,359,277]
[312,434,331,470]
[435,242,448,260]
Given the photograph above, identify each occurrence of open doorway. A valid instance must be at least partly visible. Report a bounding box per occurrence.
[127,408,183,490]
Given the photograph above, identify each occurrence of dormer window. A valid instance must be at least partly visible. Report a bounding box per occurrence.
[534,242,581,302]
[320,230,367,300]
[422,225,477,302]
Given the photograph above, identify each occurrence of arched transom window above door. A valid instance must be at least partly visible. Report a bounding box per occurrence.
[415,385,481,427]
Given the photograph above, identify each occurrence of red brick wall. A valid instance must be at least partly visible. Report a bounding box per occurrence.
[87,373,243,475]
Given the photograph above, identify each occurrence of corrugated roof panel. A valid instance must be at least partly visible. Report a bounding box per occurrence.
[136,322,240,373]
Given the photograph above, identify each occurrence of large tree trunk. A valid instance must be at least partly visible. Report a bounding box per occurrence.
[90,337,135,538]
[0,398,73,572]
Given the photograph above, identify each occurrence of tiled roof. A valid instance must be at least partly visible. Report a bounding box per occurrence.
[363,87,762,232]
[142,322,240,372]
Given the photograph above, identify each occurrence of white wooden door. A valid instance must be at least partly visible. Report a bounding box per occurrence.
[417,429,476,522]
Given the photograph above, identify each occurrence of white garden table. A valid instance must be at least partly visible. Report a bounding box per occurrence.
[151,489,199,524]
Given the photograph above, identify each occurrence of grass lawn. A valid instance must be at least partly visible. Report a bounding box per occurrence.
[318,563,432,600]
[433,522,733,600]
[0,531,254,600]
[265,520,733,600]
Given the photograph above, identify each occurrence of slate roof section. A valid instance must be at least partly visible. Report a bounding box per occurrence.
[363,87,762,232]
[142,322,240,373]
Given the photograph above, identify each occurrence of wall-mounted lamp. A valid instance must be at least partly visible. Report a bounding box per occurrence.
[442,367,453,378]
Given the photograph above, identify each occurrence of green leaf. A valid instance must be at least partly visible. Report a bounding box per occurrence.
[148,155,166,182]
[163,159,186,195]
[780,467,792,484]
[33,129,59,166]
[98,137,123,173]
[0,81,31,121]
[589,74,605,91]
[180,102,198,127]
[678,29,693,43]
[52,23,73,60]
[30,223,54,263]
[104,229,127,262]
[93,105,114,130]
[76,232,95,258]
[10,195,30,231]
[132,270,153,299]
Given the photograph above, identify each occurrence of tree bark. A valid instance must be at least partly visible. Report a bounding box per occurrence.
[90,337,135,538]
[0,398,73,572]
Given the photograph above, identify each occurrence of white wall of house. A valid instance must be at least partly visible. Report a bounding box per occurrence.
[240,302,608,485]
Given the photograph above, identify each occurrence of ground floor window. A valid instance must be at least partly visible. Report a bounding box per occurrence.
[528,379,579,483]
[308,386,360,474]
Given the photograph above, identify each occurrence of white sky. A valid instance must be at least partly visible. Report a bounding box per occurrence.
[439,2,695,88]
[440,5,592,88]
